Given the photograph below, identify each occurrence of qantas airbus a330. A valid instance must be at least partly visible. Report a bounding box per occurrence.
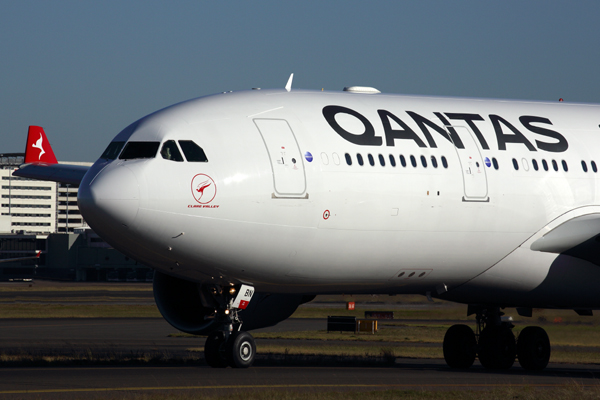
[16,75,600,370]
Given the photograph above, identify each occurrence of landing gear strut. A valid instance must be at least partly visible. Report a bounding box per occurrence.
[203,284,256,368]
[443,306,550,370]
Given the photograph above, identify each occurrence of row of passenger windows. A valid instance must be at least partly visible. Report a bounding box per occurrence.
[341,153,600,175]
[511,158,599,173]
[345,153,450,169]
[101,140,208,162]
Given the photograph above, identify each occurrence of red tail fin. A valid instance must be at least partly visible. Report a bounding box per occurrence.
[24,126,58,164]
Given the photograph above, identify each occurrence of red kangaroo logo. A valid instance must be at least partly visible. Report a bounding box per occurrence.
[196,181,211,200]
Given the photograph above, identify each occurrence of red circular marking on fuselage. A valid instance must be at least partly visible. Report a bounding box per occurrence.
[323,210,330,220]
[191,174,217,204]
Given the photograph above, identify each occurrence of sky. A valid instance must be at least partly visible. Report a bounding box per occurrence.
[2,1,600,162]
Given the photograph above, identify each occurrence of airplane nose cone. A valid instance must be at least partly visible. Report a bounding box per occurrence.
[78,164,140,231]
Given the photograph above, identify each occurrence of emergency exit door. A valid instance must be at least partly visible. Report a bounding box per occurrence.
[254,119,307,197]
[451,126,489,201]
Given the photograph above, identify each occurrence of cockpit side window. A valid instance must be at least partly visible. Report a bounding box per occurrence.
[100,141,125,160]
[119,142,160,160]
[160,140,184,162]
[179,140,208,162]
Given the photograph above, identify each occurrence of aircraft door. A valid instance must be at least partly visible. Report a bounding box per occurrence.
[451,126,489,201]
[254,119,307,197]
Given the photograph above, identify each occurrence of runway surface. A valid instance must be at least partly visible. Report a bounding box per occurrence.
[2,360,600,399]
[1,317,600,399]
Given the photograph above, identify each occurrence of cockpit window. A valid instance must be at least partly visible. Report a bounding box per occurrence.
[100,141,125,160]
[179,140,208,162]
[160,140,184,162]
[119,141,160,160]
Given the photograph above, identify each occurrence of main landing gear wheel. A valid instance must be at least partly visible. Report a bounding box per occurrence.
[517,326,550,371]
[478,325,516,369]
[204,331,228,368]
[443,324,476,369]
[226,331,256,368]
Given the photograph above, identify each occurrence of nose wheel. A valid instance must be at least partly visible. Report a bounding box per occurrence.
[204,330,256,368]
[204,331,228,368]
[226,331,256,368]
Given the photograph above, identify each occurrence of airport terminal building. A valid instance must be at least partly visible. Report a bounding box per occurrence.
[0,153,88,234]
[0,153,151,281]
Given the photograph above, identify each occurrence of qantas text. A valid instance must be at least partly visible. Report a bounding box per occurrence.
[323,106,568,153]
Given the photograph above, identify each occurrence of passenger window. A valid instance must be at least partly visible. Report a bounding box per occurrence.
[532,159,539,171]
[420,155,427,168]
[552,160,558,171]
[368,154,375,166]
[431,156,438,168]
[442,156,449,169]
[160,140,184,162]
[378,154,385,166]
[410,155,417,167]
[582,160,588,172]
[542,159,549,171]
[512,158,519,170]
[178,140,208,162]
[332,153,340,165]
[357,153,364,166]
[345,153,352,166]
[389,155,396,167]
[101,141,125,160]
[562,160,568,172]
[400,155,407,167]
[592,161,598,173]
[119,141,160,160]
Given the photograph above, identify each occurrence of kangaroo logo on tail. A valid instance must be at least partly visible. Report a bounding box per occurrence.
[32,133,45,160]
[24,126,58,164]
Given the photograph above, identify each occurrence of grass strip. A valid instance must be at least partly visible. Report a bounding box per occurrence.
[0,303,160,318]
[254,327,447,343]
[0,284,153,292]
[290,307,469,320]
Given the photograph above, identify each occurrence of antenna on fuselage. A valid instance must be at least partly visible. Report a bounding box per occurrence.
[285,73,294,92]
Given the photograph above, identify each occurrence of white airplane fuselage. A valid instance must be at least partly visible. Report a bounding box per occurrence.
[77,88,600,309]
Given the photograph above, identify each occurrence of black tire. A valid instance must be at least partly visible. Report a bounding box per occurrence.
[226,331,256,368]
[478,325,516,369]
[443,324,476,369]
[517,326,550,371]
[204,331,228,368]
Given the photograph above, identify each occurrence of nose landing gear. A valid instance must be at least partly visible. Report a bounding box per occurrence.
[203,284,257,368]
[443,307,550,370]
